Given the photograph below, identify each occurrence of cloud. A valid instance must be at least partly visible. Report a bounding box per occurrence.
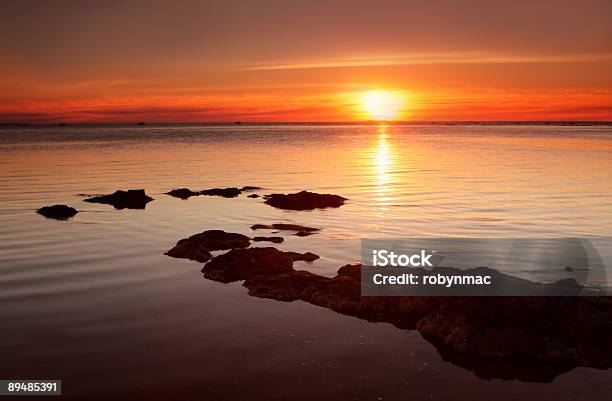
[239,52,612,71]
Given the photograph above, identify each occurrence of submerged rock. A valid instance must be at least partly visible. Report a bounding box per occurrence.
[202,247,318,283]
[253,236,284,244]
[247,194,260,198]
[416,296,612,367]
[200,187,241,198]
[165,230,250,263]
[166,188,200,199]
[239,263,612,371]
[244,263,434,323]
[263,191,347,210]
[84,189,153,209]
[37,204,78,219]
[251,223,320,235]
[165,186,262,200]
[286,251,320,262]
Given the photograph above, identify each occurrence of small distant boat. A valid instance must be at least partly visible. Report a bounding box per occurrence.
[137,122,146,125]
[235,121,242,125]
[58,123,67,127]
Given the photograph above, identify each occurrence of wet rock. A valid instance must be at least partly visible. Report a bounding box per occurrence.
[251,223,320,234]
[36,204,78,219]
[166,186,260,199]
[240,263,612,371]
[166,243,212,263]
[247,194,260,198]
[165,230,250,263]
[253,236,284,244]
[202,247,316,283]
[244,263,436,328]
[166,188,200,199]
[416,296,612,367]
[263,191,347,210]
[84,189,153,209]
[244,270,327,302]
[200,187,242,198]
[286,251,320,262]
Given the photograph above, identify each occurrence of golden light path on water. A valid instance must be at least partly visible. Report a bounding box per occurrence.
[373,125,394,218]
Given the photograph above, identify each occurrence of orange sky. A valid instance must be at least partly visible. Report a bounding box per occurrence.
[1,1,611,123]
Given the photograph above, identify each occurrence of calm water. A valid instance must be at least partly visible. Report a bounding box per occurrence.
[1,124,611,400]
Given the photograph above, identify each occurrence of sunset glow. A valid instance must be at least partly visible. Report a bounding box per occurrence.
[0,1,611,123]
[360,91,406,121]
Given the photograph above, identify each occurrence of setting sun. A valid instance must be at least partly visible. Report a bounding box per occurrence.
[360,90,406,121]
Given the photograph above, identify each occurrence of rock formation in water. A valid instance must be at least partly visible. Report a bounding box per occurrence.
[166,186,262,199]
[263,191,347,210]
[197,253,612,370]
[199,187,242,198]
[36,204,78,219]
[251,223,320,236]
[201,247,319,283]
[84,189,153,209]
[165,230,251,263]
[253,236,284,243]
[165,188,200,199]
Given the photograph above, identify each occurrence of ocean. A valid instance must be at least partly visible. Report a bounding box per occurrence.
[1,124,611,400]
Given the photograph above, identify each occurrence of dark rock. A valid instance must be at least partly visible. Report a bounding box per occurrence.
[253,236,284,244]
[286,251,319,262]
[166,188,200,199]
[247,194,260,198]
[251,224,271,230]
[84,189,153,209]
[416,296,612,367]
[244,263,435,327]
[251,223,320,233]
[165,230,250,263]
[37,204,78,219]
[295,231,315,237]
[166,186,261,200]
[166,243,212,263]
[239,263,612,373]
[200,187,241,198]
[263,190,347,210]
[166,186,261,199]
[243,270,326,302]
[202,247,315,283]
[565,265,574,272]
[181,230,251,251]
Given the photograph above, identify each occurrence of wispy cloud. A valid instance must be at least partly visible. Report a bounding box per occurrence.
[240,52,612,71]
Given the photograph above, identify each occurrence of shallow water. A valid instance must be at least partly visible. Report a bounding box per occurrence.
[1,124,611,400]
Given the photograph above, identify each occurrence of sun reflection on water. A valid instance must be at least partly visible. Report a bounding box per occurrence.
[373,125,394,213]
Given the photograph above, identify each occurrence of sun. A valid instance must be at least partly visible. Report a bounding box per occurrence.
[359,90,405,121]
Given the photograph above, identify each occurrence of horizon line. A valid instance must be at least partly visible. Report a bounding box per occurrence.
[1,120,612,127]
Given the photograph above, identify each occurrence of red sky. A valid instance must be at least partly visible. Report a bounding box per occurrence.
[1,0,611,123]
